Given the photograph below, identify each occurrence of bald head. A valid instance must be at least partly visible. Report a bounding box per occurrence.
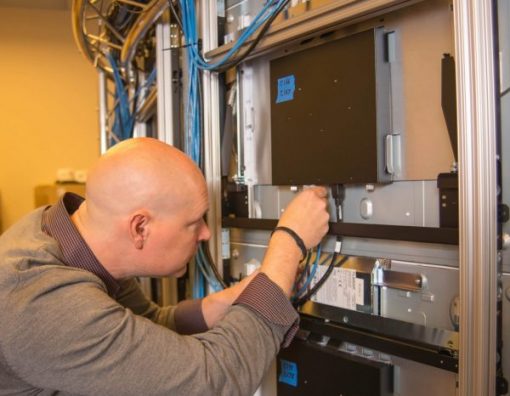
[85,137,206,222]
[71,138,211,279]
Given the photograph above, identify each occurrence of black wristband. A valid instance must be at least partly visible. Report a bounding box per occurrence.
[271,226,307,260]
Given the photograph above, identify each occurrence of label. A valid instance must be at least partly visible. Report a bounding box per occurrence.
[278,359,298,387]
[276,75,296,103]
[310,266,363,310]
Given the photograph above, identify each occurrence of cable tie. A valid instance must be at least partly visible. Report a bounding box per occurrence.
[271,226,307,260]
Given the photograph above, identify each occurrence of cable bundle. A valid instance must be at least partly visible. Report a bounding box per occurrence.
[176,0,290,297]
[179,0,289,72]
[106,53,157,143]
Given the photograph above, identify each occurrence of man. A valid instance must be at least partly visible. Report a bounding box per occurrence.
[0,137,329,395]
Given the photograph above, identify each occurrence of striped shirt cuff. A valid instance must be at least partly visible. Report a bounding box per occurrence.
[234,273,299,347]
[174,298,208,335]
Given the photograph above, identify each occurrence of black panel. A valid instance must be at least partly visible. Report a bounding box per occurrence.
[299,303,459,373]
[437,172,458,228]
[277,338,393,396]
[222,182,249,218]
[270,28,388,185]
[221,217,459,245]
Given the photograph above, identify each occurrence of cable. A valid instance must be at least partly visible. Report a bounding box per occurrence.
[201,241,228,289]
[179,0,289,72]
[293,245,321,299]
[107,53,133,141]
[293,250,312,293]
[211,0,291,73]
[294,241,347,307]
[132,67,157,122]
[197,244,225,291]
[193,256,205,298]
[294,184,347,307]
[106,53,157,144]
[196,246,222,291]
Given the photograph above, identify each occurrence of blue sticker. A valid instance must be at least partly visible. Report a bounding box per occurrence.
[278,359,298,387]
[276,75,296,103]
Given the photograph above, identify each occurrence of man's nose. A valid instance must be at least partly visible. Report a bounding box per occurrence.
[199,221,211,241]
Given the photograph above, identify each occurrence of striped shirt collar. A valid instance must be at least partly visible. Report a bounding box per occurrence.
[42,192,120,297]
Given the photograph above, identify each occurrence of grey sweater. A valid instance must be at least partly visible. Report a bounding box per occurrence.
[0,208,298,395]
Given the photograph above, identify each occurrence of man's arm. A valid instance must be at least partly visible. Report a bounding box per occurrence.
[201,271,258,327]
[114,271,258,333]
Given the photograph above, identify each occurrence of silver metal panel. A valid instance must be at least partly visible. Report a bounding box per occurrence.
[251,185,279,218]
[239,59,272,185]
[341,237,458,267]
[230,241,267,277]
[248,185,302,218]
[382,0,455,179]
[454,1,498,394]
[252,180,440,226]
[381,260,458,330]
[231,239,458,332]
[342,181,439,226]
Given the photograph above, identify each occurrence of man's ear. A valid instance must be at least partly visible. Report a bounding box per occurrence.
[129,211,150,249]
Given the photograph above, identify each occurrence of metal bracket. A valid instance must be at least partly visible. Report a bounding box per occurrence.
[372,259,425,291]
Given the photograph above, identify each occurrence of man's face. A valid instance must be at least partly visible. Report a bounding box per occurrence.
[142,184,211,277]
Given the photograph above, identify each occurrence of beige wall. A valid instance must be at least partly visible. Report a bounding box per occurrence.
[0,6,99,232]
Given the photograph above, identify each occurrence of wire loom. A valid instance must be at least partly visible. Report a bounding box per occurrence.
[176,0,291,298]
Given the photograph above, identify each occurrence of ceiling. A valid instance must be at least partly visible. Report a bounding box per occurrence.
[0,0,72,10]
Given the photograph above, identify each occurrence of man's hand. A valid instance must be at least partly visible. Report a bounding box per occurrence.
[276,186,330,250]
[260,187,330,297]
